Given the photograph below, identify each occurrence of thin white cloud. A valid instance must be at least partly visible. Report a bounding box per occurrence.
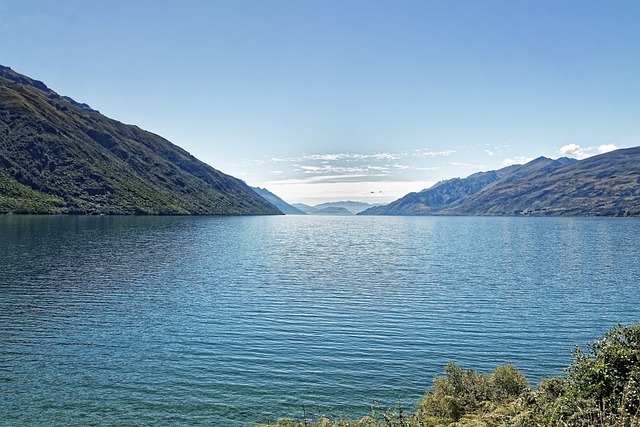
[248,147,462,203]
[392,163,410,170]
[502,157,534,166]
[265,173,390,185]
[559,144,619,160]
[241,145,550,204]
[297,165,391,175]
[597,144,619,154]
[269,149,453,164]
[261,179,438,205]
[369,153,401,160]
[411,149,457,157]
[270,152,401,163]
[559,143,586,158]
[450,162,488,168]
[270,156,292,163]
[260,148,457,184]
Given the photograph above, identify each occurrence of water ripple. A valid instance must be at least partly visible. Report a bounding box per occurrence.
[1,215,640,426]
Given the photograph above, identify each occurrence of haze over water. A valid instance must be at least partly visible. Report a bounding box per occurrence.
[1,215,639,426]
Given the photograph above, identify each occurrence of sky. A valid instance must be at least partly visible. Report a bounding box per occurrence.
[2,1,639,205]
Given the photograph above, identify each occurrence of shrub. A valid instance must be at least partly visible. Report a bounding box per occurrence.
[491,365,528,403]
[416,361,529,424]
[564,323,640,422]
[259,324,640,427]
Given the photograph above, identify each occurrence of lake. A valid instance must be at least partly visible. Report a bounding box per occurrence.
[1,215,639,426]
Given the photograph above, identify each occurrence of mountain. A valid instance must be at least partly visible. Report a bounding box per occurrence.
[250,187,306,215]
[313,200,382,214]
[359,157,575,215]
[313,206,353,216]
[443,148,640,216]
[291,203,319,214]
[360,168,516,216]
[292,201,381,215]
[360,149,640,216]
[292,203,354,216]
[0,65,281,215]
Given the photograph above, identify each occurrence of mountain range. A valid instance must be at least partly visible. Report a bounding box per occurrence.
[293,201,381,215]
[3,65,638,218]
[359,149,640,216]
[0,65,281,215]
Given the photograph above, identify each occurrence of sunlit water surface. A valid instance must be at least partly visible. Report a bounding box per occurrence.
[1,215,639,426]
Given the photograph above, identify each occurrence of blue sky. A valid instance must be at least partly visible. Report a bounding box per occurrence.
[2,1,639,204]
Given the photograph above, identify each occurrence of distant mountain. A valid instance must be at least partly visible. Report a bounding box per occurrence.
[291,203,319,214]
[313,200,382,214]
[0,65,281,215]
[292,203,354,216]
[250,187,306,215]
[314,206,353,216]
[360,168,515,216]
[293,201,381,215]
[360,149,640,217]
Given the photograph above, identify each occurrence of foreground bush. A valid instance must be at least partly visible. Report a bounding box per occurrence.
[257,324,640,427]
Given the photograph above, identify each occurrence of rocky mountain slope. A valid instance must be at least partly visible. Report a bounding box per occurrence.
[0,65,281,215]
[360,149,640,216]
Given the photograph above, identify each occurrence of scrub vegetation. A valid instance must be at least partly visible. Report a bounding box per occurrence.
[259,323,640,427]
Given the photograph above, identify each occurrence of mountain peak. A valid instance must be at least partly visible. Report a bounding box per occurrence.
[529,156,551,163]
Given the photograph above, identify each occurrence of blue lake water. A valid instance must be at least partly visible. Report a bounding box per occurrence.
[1,215,639,426]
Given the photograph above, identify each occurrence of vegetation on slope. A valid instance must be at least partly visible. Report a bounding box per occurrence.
[0,65,281,215]
[259,323,640,427]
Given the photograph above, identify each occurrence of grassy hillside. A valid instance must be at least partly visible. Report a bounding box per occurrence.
[0,65,281,215]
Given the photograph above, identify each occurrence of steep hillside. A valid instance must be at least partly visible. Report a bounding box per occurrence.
[443,147,640,216]
[250,187,306,215]
[0,65,281,215]
[360,150,640,217]
[360,168,510,216]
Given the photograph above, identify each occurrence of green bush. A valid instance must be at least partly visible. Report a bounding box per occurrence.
[491,365,528,404]
[415,361,529,426]
[562,323,640,424]
[258,324,640,427]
